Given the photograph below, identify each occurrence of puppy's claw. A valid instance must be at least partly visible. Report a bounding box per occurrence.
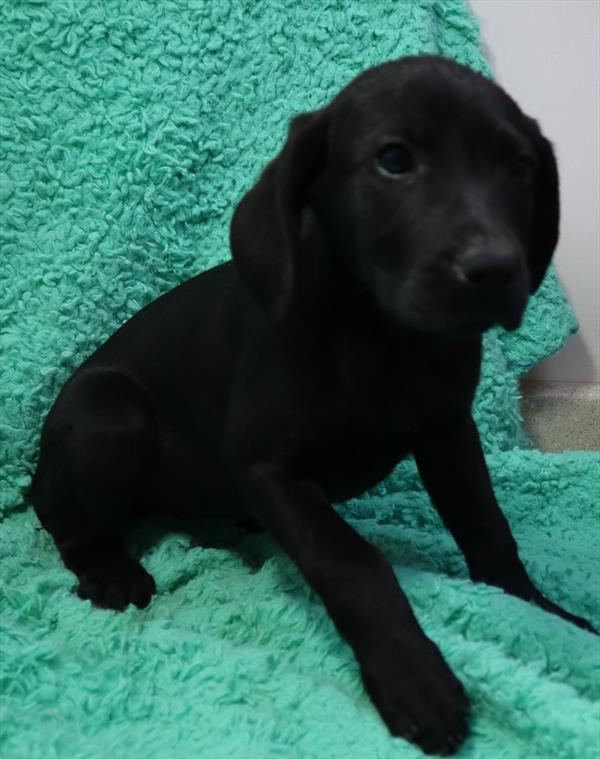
[76,556,156,611]
[533,594,598,635]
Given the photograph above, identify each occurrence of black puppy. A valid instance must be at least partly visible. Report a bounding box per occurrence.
[32,56,596,755]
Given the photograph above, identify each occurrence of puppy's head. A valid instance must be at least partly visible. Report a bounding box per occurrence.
[231,56,559,336]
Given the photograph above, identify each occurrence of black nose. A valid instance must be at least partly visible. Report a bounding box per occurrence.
[454,247,518,288]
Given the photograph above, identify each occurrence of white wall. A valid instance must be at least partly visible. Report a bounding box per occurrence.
[470,0,600,383]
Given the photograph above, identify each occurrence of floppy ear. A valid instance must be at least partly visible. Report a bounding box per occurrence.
[528,130,560,293]
[230,109,329,320]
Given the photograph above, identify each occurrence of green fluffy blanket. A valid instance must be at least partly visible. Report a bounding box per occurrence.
[1,1,598,757]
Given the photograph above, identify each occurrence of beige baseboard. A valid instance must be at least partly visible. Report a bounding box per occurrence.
[520,381,600,452]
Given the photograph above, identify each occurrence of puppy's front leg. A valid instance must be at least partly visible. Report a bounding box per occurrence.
[414,415,597,634]
[237,466,470,755]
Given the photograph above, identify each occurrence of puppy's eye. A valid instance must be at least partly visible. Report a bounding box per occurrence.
[511,153,536,184]
[376,143,416,177]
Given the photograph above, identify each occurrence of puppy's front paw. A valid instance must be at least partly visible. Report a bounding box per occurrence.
[76,555,156,611]
[360,636,470,755]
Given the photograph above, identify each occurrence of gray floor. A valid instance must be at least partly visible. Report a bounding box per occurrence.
[520,381,600,452]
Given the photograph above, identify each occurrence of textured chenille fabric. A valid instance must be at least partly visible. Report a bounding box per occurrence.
[0,1,598,757]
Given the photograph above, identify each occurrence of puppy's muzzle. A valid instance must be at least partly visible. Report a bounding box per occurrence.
[451,241,529,331]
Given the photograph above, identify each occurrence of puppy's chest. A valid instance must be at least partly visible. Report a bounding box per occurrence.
[306,351,473,499]
[320,343,470,436]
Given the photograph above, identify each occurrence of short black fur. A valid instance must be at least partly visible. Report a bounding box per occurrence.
[31,57,595,756]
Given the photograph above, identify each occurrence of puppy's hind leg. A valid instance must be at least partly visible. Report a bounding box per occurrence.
[32,369,158,611]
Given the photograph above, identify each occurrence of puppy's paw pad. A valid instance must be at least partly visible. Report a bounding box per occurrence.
[77,556,156,611]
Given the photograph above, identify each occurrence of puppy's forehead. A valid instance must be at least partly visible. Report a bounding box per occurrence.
[337,58,527,146]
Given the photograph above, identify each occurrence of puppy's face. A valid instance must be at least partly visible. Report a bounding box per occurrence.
[312,58,559,337]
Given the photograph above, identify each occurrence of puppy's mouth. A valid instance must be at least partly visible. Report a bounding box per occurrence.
[495,306,526,332]
[374,271,528,338]
[407,307,523,339]
[368,238,532,337]
[460,278,529,335]
[444,308,523,338]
